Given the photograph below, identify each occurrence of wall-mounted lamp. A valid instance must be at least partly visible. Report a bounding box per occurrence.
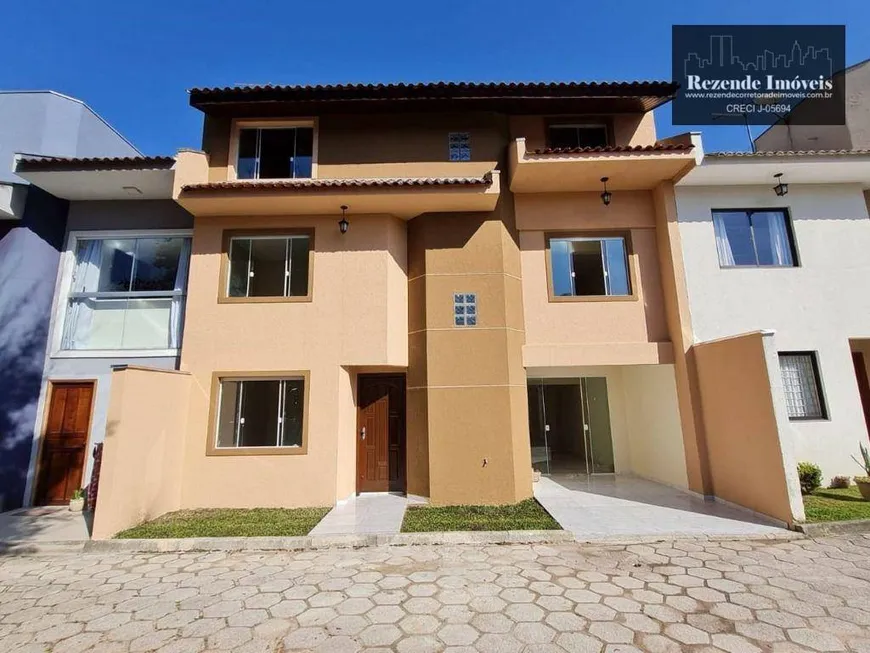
[600,177,612,206]
[773,173,789,197]
[338,205,349,234]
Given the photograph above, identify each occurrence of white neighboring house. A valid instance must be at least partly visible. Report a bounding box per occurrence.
[675,150,870,483]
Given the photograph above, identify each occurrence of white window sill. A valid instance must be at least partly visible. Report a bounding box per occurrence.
[51,349,179,359]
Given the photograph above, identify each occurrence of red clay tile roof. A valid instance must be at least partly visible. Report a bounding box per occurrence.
[531,144,694,155]
[190,81,678,115]
[181,174,494,193]
[16,156,175,172]
[707,149,870,157]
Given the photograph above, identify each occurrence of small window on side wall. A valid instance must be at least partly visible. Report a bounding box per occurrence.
[548,124,609,150]
[215,377,305,449]
[549,236,631,298]
[712,209,796,268]
[448,132,471,161]
[226,234,311,299]
[779,352,826,420]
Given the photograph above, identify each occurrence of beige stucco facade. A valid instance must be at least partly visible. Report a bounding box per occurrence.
[90,85,742,536]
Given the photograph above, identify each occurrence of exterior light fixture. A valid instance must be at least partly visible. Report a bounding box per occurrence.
[338,205,349,234]
[773,173,789,197]
[600,177,612,206]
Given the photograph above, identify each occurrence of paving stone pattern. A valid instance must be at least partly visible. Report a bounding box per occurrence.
[2,535,870,652]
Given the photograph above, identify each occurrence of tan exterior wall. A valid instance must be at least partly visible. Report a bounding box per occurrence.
[622,365,689,488]
[408,195,532,505]
[92,367,191,539]
[516,191,670,368]
[694,332,803,524]
[175,213,407,509]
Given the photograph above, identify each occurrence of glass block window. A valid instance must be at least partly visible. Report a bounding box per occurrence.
[779,352,826,420]
[449,132,471,161]
[454,293,477,327]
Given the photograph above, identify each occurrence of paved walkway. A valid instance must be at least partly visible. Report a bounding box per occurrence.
[3,535,870,652]
[0,506,90,544]
[309,494,412,536]
[535,475,787,540]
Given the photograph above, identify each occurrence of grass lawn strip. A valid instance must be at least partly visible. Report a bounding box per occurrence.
[115,507,330,539]
[401,498,560,533]
[803,487,870,523]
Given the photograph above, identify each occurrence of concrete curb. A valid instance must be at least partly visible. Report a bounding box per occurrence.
[0,541,86,555]
[573,531,804,545]
[793,519,870,537]
[82,529,575,553]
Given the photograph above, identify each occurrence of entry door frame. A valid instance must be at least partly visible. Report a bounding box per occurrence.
[355,373,407,494]
[33,379,97,506]
[852,352,870,438]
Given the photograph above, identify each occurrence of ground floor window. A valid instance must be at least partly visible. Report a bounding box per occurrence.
[779,352,826,420]
[215,377,305,449]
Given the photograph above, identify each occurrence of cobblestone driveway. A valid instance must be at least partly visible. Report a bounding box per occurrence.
[2,536,870,653]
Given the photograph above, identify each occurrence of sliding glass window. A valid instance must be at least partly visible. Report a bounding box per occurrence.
[549,236,630,297]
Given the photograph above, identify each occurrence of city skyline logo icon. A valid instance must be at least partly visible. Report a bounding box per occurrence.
[672,25,845,127]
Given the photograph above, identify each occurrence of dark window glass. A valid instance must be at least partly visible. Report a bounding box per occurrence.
[228,238,251,297]
[548,125,608,149]
[713,210,795,267]
[237,129,258,180]
[227,236,310,298]
[293,128,314,178]
[249,238,287,297]
[96,239,135,292]
[258,129,296,179]
[282,379,305,447]
[131,238,183,291]
[288,237,310,297]
[216,379,305,448]
[550,237,630,297]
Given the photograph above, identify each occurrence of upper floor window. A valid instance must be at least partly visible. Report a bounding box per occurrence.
[548,124,609,149]
[549,235,631,298]
[712,209,796,268]
[224,232,311,300]
[237,126,314,180]
[62,235,191,351]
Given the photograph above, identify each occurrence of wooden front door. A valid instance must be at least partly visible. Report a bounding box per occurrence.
[35,382,94,505]
[356,375,406,493]
[853,352,870,438]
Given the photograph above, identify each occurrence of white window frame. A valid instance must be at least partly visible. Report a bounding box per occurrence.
[226,234,310,298]
[214,376,306,450]
[551,235,631,297]
[50,229,193,359]
[228,118,319,181]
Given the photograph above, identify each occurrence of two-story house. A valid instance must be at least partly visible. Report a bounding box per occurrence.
[88,81,716,538]
[0,90,140,511]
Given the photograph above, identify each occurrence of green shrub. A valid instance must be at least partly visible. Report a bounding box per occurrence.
[830,475,851,489]
[798,462,822,495]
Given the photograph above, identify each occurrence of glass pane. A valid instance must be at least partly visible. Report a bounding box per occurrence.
[779,354,823,419]
[97,239,136,292]
[548,127,581,149]
[603,238,630,296]
[237,129,258,179]
[249,238,287,297]
[281,380,305,447]
[714,212,756,266]
[288,236,310,296]
[120,298,172,349]
[550,239,574,297]
[576,126,608,148]
[65,297,125,349]
[751,212,794,266]
[583,377,615,473]
[131,238,183,291]
[570,240,606,296]
[238,380,281,446]
[293,128,314,178]
[216,381,241,447]
[228,239,251,297]
[258,129,296,179]
[527,381,550,475]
